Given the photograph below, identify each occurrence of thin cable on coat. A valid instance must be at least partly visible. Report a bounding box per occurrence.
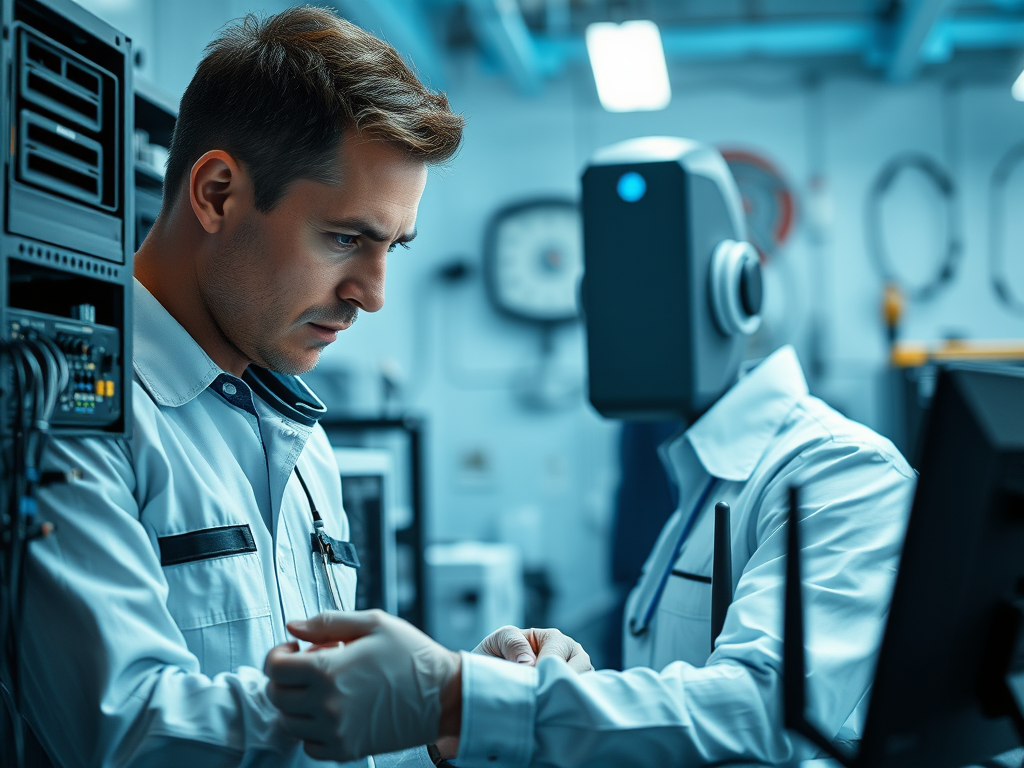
[629,476,719,637]
[988,141,1024,316]
[864,153,962,303]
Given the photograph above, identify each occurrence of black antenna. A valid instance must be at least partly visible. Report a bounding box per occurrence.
[711,501,733,652]
[1002,602,1024,744]
[783,486,807,730]
[783,484,856,767]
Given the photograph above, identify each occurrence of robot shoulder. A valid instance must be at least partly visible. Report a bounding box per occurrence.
[780,395,915,482]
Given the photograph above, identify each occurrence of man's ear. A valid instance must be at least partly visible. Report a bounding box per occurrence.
[189,150,248,234]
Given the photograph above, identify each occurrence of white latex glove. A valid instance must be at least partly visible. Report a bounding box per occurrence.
[264,610,461,763]
[473,625,594,673]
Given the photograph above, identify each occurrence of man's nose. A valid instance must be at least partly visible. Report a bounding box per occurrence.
[338,248,386,313]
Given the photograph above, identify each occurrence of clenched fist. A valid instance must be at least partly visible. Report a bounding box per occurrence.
[473,626,593,673]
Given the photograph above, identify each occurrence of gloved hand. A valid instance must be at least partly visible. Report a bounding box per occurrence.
[473,625,594,673]
[264,610,462,763]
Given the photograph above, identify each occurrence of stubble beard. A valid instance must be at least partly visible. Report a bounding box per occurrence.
[200,212,297,374]
[200,213,360,377]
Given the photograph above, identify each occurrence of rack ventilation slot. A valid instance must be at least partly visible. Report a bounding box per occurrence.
[19,111,103,205]
[20,30,103,133]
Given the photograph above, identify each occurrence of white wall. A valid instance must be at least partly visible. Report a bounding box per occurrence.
[71,0,1024,639]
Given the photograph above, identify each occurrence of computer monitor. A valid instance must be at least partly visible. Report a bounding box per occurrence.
[785,364,1024,768]
[334,448,399,615]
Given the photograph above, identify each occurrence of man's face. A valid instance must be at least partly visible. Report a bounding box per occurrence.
[200,136,427,375]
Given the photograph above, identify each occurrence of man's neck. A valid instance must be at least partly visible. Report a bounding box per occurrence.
[134,218,250,377]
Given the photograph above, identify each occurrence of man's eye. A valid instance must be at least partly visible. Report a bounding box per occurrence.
[332,233,357,248]
[387,242,411,254]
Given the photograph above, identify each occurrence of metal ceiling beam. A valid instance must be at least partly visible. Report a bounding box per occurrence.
[886,0,957,82]
[536,21,875,65]
[465,0,545,94]
[331,0,447,89]
[661,21,873,60]
[534,14,1024,71]
[944,15,1024,49]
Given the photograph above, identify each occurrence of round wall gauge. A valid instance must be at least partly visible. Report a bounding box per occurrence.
[721,149,796,262]
[484,199,583,323]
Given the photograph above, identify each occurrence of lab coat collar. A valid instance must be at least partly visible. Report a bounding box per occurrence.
[681,345,809,482]
[133,278,221,408]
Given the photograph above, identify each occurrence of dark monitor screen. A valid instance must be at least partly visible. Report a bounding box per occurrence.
[334,447,397,615]
[341,473,385,612]
[861,365,1024,768]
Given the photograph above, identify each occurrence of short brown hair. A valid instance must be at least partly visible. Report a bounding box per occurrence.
[164,6,464,211]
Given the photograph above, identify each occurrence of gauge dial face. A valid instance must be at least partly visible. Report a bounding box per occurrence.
[486,200,583,323]
[721,149,795,262]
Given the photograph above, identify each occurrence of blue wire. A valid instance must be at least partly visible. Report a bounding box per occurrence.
[631,475,719,636]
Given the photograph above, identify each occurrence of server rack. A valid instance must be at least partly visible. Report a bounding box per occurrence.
[1,0,134,440]
[1,3,133,764]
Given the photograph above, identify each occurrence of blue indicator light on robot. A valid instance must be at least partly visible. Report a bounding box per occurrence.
[617,172,646,202]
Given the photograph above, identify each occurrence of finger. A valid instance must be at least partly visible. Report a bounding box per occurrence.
[531,628,592,671]
[265,648,323,687]
[306,641,342,652]
[287,609,386,644]
[566,648,594,674]
[477,626,535,664]
[264,642,300,678]
[523,627,567,658]
[529,628,570,661]
[267,682,317,717]
[499,627,537,664]
[535,639,572,663]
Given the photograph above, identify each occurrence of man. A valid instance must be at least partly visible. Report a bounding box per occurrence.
[21,7,462,767]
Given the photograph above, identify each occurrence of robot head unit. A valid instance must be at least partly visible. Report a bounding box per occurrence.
[581,137,763,421]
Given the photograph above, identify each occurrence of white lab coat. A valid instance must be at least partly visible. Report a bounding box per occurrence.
[455,346,915,768]
[20,280,366,768]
